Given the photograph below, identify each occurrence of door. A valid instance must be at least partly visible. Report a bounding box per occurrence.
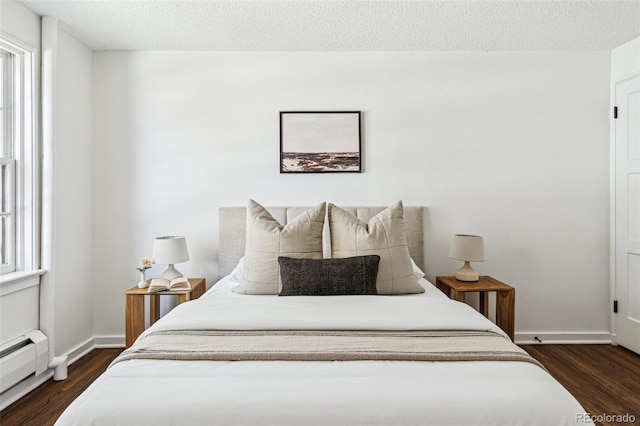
[614,74,640,355]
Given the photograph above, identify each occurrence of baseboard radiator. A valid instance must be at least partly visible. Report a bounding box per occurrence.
[0,330,48,393]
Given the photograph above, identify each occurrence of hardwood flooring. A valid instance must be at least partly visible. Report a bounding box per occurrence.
[524,344,640,426]
[1,345,638,426]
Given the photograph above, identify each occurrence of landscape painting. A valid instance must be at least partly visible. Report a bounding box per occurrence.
[280,111,361,173]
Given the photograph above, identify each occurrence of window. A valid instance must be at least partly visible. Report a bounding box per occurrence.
[0,36,38,277]
[1,48,16,273]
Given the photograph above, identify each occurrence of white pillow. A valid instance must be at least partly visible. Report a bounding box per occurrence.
[411,258,426,280]
[228,257,244,283]
[328,201,424,295]
[235,200,326,295]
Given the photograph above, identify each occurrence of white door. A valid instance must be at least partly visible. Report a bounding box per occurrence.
[614,74,640,355]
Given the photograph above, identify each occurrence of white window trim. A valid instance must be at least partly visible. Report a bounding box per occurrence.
[0,33,40,280]
[1,158,16,274]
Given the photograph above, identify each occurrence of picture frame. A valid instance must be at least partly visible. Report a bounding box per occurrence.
[280,111,361,173]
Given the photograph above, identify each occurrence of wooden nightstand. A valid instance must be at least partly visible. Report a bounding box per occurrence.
[435,276,515,340]
[125,278,206,348]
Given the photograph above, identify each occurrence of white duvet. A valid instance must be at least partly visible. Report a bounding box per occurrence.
[56,278,591,426]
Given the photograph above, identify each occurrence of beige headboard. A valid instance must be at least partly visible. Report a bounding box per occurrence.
[218,205,424,278]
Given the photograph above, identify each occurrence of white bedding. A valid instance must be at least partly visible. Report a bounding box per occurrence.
[56,277,591,426]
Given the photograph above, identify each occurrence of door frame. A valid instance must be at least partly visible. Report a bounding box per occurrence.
[610,69,640,347]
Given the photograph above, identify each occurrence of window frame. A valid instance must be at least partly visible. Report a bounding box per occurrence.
[0,34,39,278]
[1,46,16,274]
[1,158,16,274]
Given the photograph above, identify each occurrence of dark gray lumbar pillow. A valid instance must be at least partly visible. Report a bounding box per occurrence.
[278,255,380,296]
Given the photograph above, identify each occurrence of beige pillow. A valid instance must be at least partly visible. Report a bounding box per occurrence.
[235,200,326,294]
[328,201,424,294]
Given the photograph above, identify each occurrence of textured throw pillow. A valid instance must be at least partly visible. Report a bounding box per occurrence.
[278,255,380,296]
[328,201,424,294]
[235,200,326,294]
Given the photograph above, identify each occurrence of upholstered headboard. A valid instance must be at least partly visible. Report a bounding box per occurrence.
[218,205,424,278]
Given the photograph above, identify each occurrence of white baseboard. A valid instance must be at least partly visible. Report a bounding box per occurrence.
[94,335,125,348]
[66,337,97,364]
[0,370,53,411]
[516,332,612,345]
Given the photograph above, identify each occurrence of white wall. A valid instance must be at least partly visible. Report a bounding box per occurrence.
[0,0,40,47]
[38,17,95,359]
[51,29,94,356]
[93,51,611,342]
[612,37,640,81]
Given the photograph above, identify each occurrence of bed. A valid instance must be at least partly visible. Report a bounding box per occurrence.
[56,203,591,426]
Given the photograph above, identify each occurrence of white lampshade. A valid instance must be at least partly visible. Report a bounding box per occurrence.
[449,234,485,282]
[449,234,486,262]
[152,236,190,280]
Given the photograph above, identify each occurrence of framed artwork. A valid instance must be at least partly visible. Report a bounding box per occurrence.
[280,111,361,173]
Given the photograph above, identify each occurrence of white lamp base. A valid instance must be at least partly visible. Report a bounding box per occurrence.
[455,261,479,282]
[161,264,183,281]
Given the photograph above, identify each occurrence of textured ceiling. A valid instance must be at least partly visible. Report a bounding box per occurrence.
[16,0,640,51]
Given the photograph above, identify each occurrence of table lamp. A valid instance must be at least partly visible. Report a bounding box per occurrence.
[152,236,190,280]
[449,234,486,282]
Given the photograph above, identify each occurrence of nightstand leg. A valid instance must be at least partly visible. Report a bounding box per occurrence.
[176,294,189,305]
[452,290,465,303]
[436,281,450,297]
[479,292,489,317]
[496,290,515,341]
[192,282,206,299]
[125,294,145,348]
[150,294,160,325]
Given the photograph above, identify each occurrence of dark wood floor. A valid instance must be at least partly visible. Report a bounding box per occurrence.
[1,345,638,426]
[523,344,640,426]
